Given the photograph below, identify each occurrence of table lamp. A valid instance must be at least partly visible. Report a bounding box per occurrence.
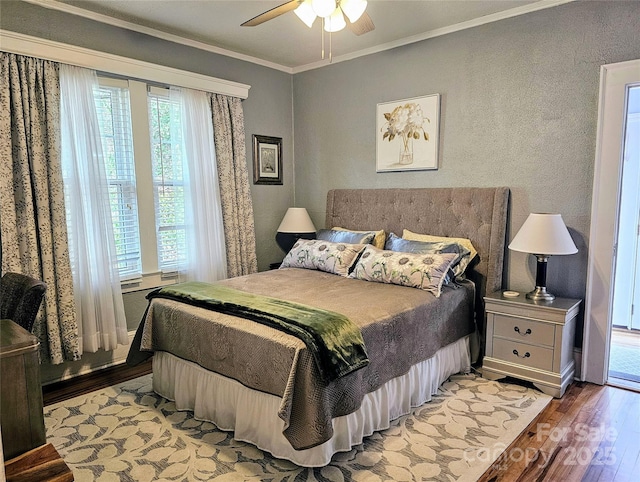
[276,207,316,254]
[508,213,578,302]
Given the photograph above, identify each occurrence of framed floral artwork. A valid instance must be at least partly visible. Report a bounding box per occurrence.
[376,94,440,172]
[253,135,283,185]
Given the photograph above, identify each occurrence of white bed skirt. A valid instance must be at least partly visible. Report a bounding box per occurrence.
[152,335,471,467]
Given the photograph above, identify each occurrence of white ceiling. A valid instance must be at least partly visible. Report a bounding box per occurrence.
[43,0,570,72]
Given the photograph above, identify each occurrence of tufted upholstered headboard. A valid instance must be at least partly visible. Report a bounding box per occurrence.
[325,187,510,326]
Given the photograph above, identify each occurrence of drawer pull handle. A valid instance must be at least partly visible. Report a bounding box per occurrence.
[513,349,530,359]
[514,326,532,336]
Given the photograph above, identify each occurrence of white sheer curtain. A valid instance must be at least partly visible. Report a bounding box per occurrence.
[170,87,227,283]
[59,64,128,354]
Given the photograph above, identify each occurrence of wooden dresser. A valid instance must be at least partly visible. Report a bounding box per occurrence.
[1,319,46,460]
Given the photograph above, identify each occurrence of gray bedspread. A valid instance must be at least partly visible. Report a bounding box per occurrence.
[135,268,475,450]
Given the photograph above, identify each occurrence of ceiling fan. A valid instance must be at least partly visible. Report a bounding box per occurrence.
[241,0,375,37]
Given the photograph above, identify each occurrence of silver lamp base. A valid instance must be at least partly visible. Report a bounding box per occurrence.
[526,286,555,302]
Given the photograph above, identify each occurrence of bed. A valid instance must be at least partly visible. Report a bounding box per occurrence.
[128,187,509,467]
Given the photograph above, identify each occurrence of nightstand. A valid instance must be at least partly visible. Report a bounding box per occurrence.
[482,292,581,398]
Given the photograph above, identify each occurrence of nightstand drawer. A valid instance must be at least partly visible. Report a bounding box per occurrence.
[493,314,555,347]
[492,338,553,371]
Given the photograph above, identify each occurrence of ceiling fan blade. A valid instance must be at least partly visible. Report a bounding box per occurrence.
[241,1,300,27]
[347,12,375,36]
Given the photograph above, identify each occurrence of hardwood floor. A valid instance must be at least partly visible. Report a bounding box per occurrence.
[42,359,152,406]
[478,381,640,482]
[41,365,639,481]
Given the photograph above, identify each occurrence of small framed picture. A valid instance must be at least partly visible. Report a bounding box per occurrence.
[253,135,283,185]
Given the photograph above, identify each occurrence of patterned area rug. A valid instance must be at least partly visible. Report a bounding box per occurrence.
[44,373,551,482]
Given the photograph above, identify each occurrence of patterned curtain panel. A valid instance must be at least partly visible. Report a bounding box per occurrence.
[209,94,258,277]
[0,53,80,364]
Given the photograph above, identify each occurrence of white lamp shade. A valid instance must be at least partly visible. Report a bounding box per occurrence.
[509,213,578,255]
[277,208,316,233]
[294,0,317,27]
[340,0,367,23]
[311,0,336,17]
[323,8,346,32]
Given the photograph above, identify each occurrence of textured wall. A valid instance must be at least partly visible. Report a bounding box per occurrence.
[292,1,640,344]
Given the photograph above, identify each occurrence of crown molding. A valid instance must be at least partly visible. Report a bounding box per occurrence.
[19,0,574,75]
[0,30,251,98]
[21,0,294,74]
[292,0,575,73]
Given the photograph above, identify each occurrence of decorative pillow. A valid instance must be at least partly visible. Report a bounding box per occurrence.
[402,230,478,277]
[385,232,471,278]
[333,227,386,249]
[280,239,367,276]
[317,228,376,246]
[349,245,459,297]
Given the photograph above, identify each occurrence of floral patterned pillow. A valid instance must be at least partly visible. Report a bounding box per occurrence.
[280,239,367,276]
[349,245,459,297]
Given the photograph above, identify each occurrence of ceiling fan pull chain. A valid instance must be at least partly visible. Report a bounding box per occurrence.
[329,30,333,63]
[321,17,325,60]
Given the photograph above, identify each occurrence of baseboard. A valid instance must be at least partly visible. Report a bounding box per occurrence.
[40,330,136,385]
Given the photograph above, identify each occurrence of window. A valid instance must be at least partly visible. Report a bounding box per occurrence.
[94,78,188,288]
[94,80,141,279]
[148,91,187,273]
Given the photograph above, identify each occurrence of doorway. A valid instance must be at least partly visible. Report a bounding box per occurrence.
[609,85,640,390]
[583,59,640,386]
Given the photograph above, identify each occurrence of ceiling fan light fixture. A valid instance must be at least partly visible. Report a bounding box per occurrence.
[311,0,337,18]
[294,0,317,28]
[323,7,346,32]
[339,0,367,23]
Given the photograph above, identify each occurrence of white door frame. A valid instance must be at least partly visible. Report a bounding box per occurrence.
[583,59,640,384]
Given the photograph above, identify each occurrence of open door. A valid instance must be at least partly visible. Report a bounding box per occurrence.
[609,87,640,388]
[612,92,640,332]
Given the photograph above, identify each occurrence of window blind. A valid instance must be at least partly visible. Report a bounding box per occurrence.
[94,83,142,279]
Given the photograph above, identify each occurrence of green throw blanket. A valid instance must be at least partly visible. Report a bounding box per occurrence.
[146,282,369,383]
